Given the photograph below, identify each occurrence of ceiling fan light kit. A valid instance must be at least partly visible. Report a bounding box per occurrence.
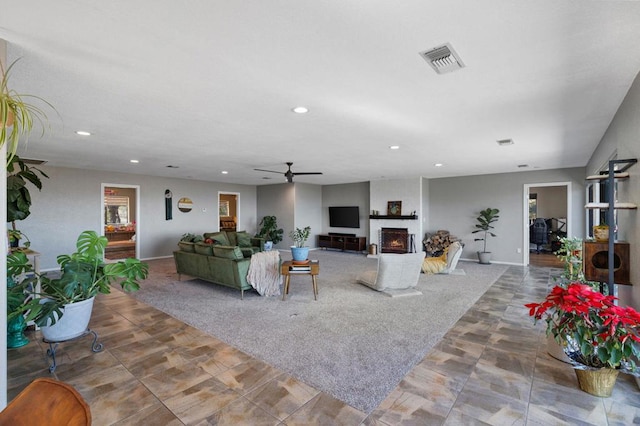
[254,162,323,183]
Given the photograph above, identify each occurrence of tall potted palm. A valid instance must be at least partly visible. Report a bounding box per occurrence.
[472,208,499,264]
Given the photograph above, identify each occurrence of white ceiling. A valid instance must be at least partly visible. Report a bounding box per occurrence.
[1,1,640,186]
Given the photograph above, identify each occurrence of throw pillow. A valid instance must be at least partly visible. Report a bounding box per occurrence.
[213,245,244,260]
[236,231,252,247]
[194,242,214,256]
[422,250,447,275]
[178,242,195,252]
[204,232,230,246]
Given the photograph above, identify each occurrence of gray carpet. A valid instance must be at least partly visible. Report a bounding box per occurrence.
[133,250,508,413]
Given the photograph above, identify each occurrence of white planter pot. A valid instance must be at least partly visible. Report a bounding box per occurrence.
[41,297,95,342]
[477,251,492,264]
[547,334,572,363]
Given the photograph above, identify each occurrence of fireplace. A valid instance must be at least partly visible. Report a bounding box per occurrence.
[380,228,409,253]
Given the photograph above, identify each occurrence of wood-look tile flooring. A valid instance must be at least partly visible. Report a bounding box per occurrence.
[7,261,640,425]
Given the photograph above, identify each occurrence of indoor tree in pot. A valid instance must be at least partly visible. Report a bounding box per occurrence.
[255,215,283,251]
[289,226,311,263]
[526,283,640,397]
[9,230,149,342]
[472,207,499,264]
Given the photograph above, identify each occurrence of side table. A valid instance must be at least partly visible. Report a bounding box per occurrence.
[281,260,320,301]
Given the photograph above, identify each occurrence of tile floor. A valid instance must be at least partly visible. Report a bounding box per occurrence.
[7,261,640,425]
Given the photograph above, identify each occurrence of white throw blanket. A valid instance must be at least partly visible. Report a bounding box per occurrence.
[247,250,282,296]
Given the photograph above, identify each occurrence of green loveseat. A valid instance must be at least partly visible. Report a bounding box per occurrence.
[174,231,265,298]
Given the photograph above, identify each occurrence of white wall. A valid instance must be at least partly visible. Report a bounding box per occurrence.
[587,70,640,307]
[429,168,585,264]
[369,178,423,251]
[19,166,257,270]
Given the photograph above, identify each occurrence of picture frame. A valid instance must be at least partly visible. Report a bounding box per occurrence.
[387,201,402,216]
[219,200,230,217]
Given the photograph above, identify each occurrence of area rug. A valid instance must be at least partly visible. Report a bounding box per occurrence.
[133,250,508,413]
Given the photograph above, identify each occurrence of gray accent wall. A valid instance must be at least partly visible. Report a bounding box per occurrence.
[321,182,370,239]
[19,166,257,270]
[256,183,322,249]
[428,168,586,264]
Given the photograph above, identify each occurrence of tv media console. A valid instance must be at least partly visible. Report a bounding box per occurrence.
[318,233,367,253]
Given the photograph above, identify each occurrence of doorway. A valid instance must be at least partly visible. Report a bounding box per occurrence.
[218,192,239,231]
[523,182,571,267]
[102,184,140,260]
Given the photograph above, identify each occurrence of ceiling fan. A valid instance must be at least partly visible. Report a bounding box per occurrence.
[254,162,323,183]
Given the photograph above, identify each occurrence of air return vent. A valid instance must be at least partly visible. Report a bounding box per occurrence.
[419,43,465,74]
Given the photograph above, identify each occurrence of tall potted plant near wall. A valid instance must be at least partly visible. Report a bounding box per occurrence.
[472,208,499,264]
[7,154,48,247]
[289,226,311,264]
[9,230,148,341]
[255,215,283,250]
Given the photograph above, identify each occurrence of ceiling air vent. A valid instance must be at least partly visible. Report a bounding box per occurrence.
[419,43,465,74]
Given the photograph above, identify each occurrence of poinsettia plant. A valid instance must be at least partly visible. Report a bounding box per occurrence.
[526,283,640,373]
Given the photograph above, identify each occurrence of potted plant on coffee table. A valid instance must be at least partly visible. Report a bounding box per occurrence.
[526,283,640,397]
[472,207,499,264]
[289,226,311,264]
[9,230,149,342]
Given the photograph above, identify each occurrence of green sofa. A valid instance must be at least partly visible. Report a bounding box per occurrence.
[174,231,265,298]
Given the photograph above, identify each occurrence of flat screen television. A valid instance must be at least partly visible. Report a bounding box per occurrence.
[329,206,360,228]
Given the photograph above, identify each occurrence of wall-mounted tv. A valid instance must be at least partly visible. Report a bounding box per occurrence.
[329,206,360,228]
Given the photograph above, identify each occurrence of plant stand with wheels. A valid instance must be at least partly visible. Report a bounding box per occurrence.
[43,329,103,373]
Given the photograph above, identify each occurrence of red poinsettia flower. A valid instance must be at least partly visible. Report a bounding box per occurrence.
[526,282,640,372]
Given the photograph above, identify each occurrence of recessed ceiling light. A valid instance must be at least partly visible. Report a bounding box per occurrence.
[389,145,400,150]
[434,163,443,167]
[130,159,139,163]
[221,171,228,174]
[292,106,308,114]
[75,130,91,136]
[497,139,514,146]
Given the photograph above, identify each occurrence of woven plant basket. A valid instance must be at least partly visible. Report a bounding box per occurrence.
[574,368,619,397]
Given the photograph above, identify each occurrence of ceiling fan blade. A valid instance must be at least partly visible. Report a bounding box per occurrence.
[292,172,323,176]
[254,168,284,174]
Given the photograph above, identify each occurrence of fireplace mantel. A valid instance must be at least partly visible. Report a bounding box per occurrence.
[369,215,418,220]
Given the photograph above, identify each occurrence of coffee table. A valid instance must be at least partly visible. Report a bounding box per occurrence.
[281,260,319,301]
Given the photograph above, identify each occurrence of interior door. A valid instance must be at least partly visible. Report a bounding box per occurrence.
[102,184,140,260]
[523,182,571,266]
[218,192,239,231]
